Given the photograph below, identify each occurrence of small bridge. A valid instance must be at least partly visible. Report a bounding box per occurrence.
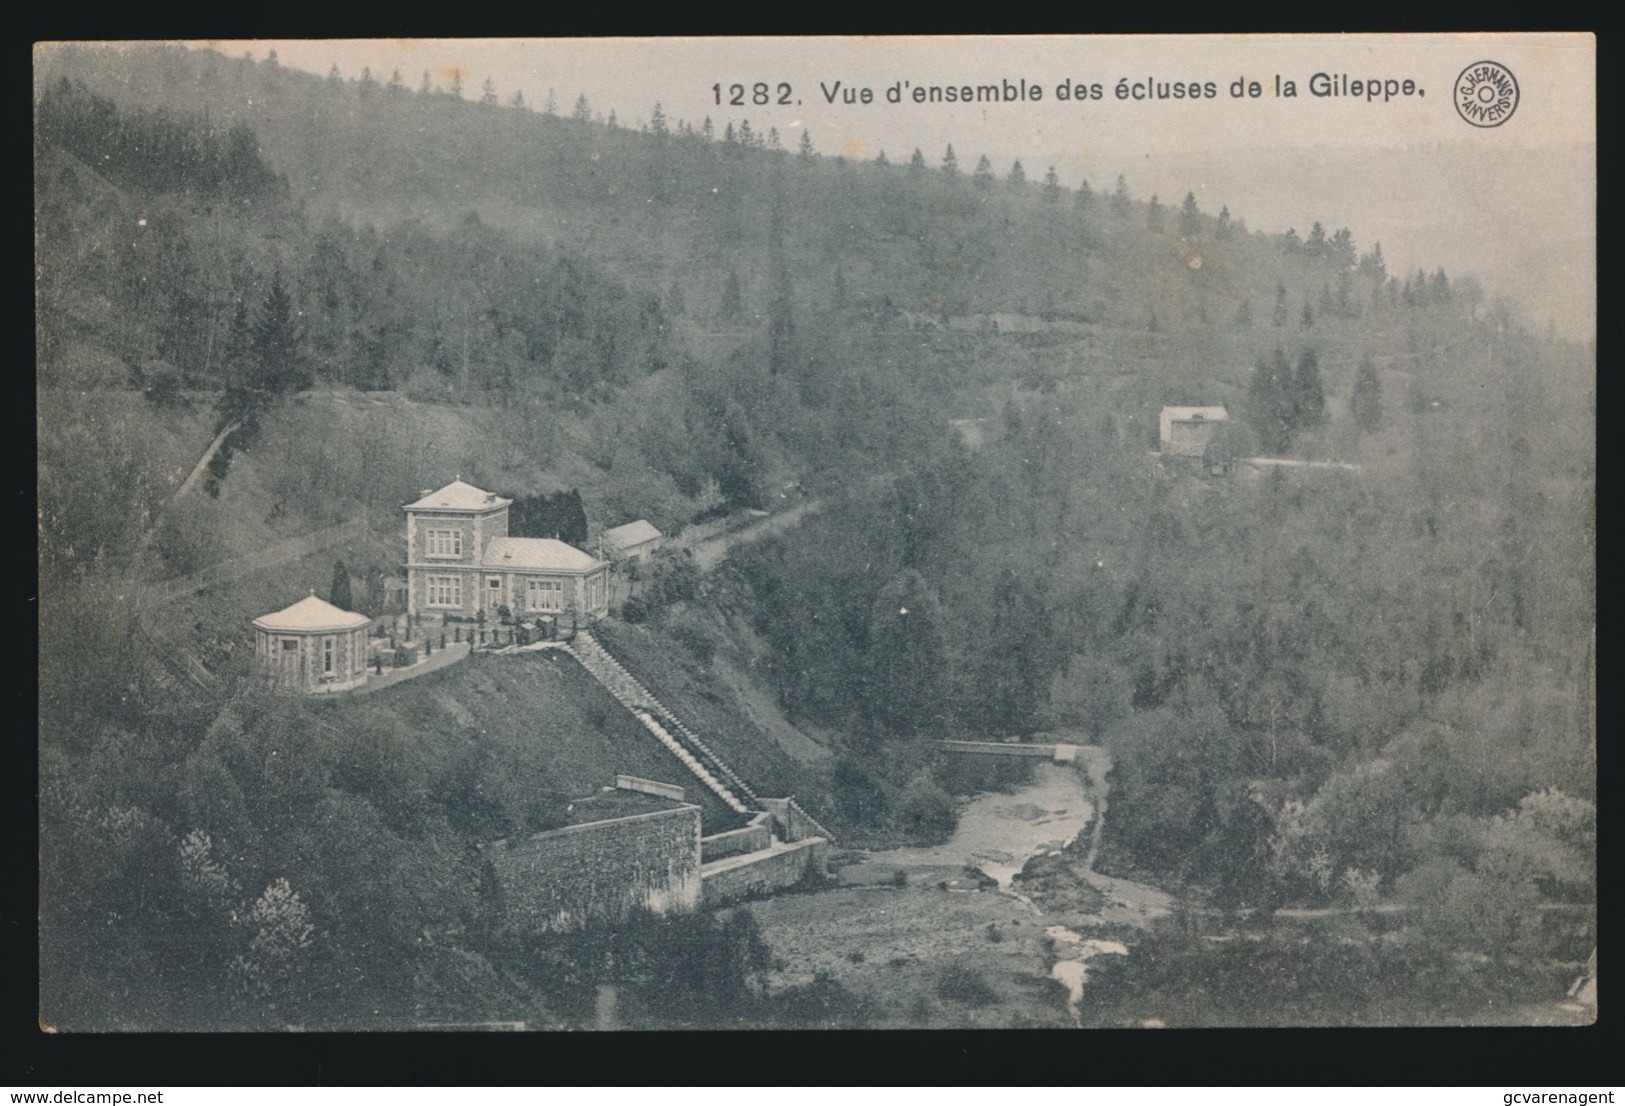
[940,739,1085,763]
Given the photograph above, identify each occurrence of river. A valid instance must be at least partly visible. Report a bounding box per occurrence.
[850,745,1173,1024]
[865,760,1096,889]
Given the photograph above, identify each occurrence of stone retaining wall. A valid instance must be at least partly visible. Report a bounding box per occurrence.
[701,838,827,907]
[700,813,772,863]
[483,805,702,934]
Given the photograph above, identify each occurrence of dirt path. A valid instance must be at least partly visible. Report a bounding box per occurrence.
[138,420,240,550]
[680,499,823,573]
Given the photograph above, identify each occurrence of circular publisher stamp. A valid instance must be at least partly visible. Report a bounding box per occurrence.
[1455,61,1519,127]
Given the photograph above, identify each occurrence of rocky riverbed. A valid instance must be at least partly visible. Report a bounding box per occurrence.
[742,747,1175,1028]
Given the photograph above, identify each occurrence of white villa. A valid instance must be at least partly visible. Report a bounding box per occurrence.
[404,479,610,621]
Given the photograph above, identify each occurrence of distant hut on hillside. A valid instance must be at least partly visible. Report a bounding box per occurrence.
[254,591,371,693]
[1159,405,1230,458]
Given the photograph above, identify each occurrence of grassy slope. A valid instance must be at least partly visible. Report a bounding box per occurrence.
[591,617,836,818]
[320,650,745,833]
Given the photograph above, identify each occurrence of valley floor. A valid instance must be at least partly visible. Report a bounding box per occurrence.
[743,755,1175,1029]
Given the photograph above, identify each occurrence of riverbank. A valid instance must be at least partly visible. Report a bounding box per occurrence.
[742,748,1177,1028]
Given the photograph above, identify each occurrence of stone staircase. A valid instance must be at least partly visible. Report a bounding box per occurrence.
[630,709,749,815]
[568,630,757,815]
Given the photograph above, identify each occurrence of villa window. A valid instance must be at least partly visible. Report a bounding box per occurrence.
[427,574,463,608]
[526,578,563,612]
[425,528,463,557]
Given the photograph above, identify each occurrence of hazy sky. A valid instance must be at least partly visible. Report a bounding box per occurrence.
[214,35,1593,156]
[189,35,1595,334]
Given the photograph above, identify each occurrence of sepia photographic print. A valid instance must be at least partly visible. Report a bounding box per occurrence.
[35,34,1595,1033]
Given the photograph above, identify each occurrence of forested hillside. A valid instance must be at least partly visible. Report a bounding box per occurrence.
[37,44,1594,1028]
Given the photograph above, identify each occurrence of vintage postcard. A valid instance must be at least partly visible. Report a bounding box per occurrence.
[35,34,1595,1031]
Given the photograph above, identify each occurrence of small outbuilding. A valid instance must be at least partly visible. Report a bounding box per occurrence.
[1159,405,1230,458]
[254,591,372,694]
[601,519,664,563]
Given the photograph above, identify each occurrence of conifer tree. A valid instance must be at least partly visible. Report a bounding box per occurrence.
[1007,159,1026,186]
[330,560,354,612]
[1042,166,1060,203]
[1075,178,1094,209]
[252,274,307,394]
[1306,221,1328,257]
[797,129,814,159]
[1216,205,1233,240]
[863,570,949,737]
[1331,227,1356,267]
[1146,194,1163,232]
[941,144,958,178]
[1180,191,1200,235]
[1359,242,1387,283]
[973,155,994,189]
[1293,348,1326,427]
[1249,348,1296,453]
[1352,356,1384,432]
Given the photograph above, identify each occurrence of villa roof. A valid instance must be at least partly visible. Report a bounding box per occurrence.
[404,479,513,512]
[253,592,371,633]
[602,519,663,549]
[484,536,605,573]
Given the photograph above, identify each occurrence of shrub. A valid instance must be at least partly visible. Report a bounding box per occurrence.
[893,774,958,845]
[667,620,715,663]
[935,966,997,1007]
